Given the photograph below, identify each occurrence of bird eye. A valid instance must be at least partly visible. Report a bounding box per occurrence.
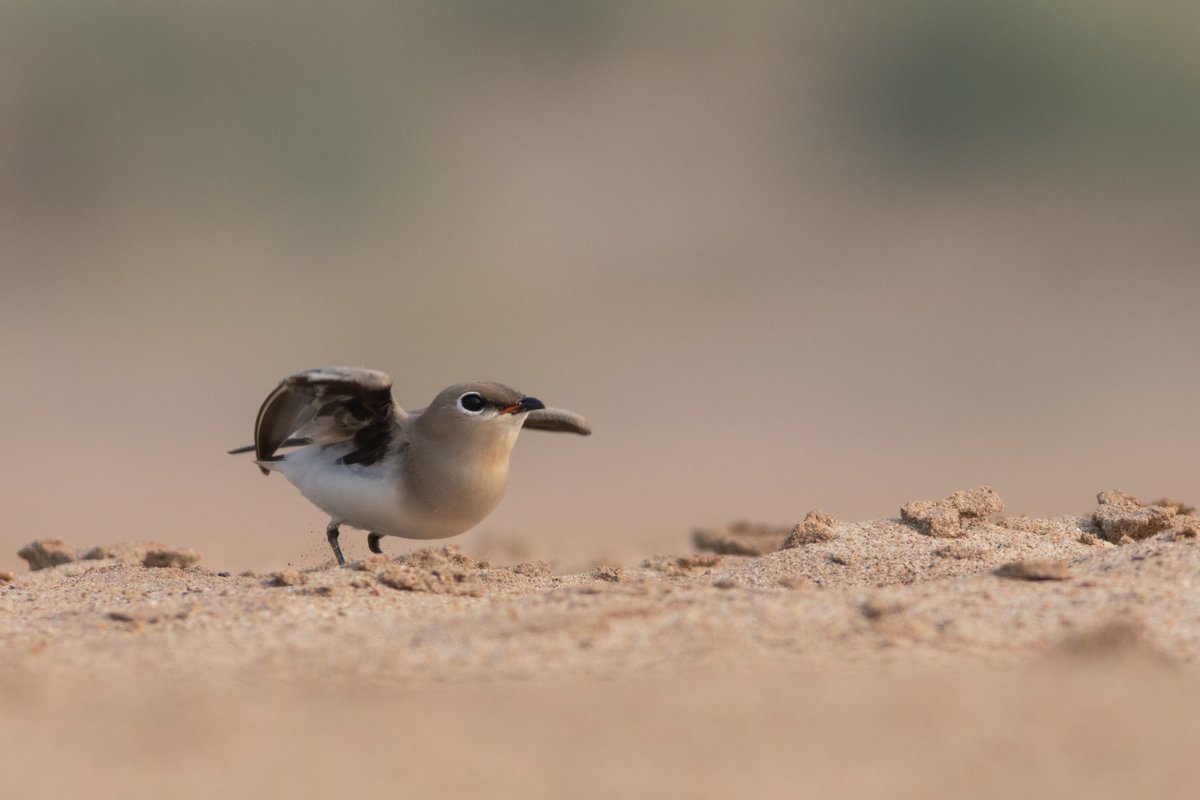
[457,392,486,413]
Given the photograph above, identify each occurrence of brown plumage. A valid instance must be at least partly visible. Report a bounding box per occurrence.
[230,367,590,565]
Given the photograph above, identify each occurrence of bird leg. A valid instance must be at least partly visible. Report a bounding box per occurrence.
[326,521,346,566]
[367,532,384,555]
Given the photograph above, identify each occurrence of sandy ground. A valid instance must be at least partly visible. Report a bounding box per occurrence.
[4,488,1200,799]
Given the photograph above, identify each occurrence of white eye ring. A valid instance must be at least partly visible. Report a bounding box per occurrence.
[457,392,486,414]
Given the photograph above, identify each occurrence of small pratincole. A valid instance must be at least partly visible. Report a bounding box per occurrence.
[229,367,591,565]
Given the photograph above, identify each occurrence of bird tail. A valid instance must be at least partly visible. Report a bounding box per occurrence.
[254,458,285,476]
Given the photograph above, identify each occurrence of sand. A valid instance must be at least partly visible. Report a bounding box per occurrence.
[4,487,1200,798]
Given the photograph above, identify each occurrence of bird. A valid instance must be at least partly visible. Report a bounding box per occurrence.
[229,367,591,566]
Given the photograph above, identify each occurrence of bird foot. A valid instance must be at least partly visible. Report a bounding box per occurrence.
[326,522,346,566]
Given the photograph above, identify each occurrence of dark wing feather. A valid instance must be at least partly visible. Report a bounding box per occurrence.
[252,367,401,473]
[523,407,591,436]
[227,437,310,455]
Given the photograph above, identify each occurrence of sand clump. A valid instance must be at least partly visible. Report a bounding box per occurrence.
[692,521,790,556]
[512,560,553,578]
[366,545,488,597]
[674,554,723,569]
[18,539,202,571]
[693,509,841,556]
[782,510,839,548]
[995,559,1072,581]
[266,570,310,587]
[16,539,77,570]
[1169,518,1200,541]
[695,510,839,556]
[589,565,626,582]
[141,547,202,569]
[376,564,483,596]
[641,554,724,578]
[1091,491,1180,543]
[900,486,1004,537]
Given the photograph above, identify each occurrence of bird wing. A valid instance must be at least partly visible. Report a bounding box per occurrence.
[251,367,405,473]
[523,407,592,436]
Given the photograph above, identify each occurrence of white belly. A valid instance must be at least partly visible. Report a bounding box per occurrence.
[269,446,470,539]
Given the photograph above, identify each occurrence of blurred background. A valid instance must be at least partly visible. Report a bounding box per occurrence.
[2,0,1197,572]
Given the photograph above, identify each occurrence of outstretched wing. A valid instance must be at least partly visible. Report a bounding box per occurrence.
[252,367,402,474]
[523,407,591,436]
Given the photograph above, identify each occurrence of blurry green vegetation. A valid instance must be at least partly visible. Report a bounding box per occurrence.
[863,0,1200,165]
[0,0,637,226]
[2,0,1196,229]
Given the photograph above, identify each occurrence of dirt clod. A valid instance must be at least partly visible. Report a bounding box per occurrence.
[591,566,625,583]
[512,560,553,578]
[901,503,960,537]
[901,486,1003,538]
[995,559,1071,581]
[142,547,203,569]
[675,554,723,569]
[641,554,724,577]
[266,570,309,587]
[376,564,483,596]
[19,540,204,570]
[693,521,790,556]
[369,546,487,596]
[81,546,118,560]
[1092,490,1177,543]
[782,510,838,548]
[17,539,77,570]
[1169,517,1200,541]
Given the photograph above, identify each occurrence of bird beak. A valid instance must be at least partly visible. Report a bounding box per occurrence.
[498,396,546,415]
